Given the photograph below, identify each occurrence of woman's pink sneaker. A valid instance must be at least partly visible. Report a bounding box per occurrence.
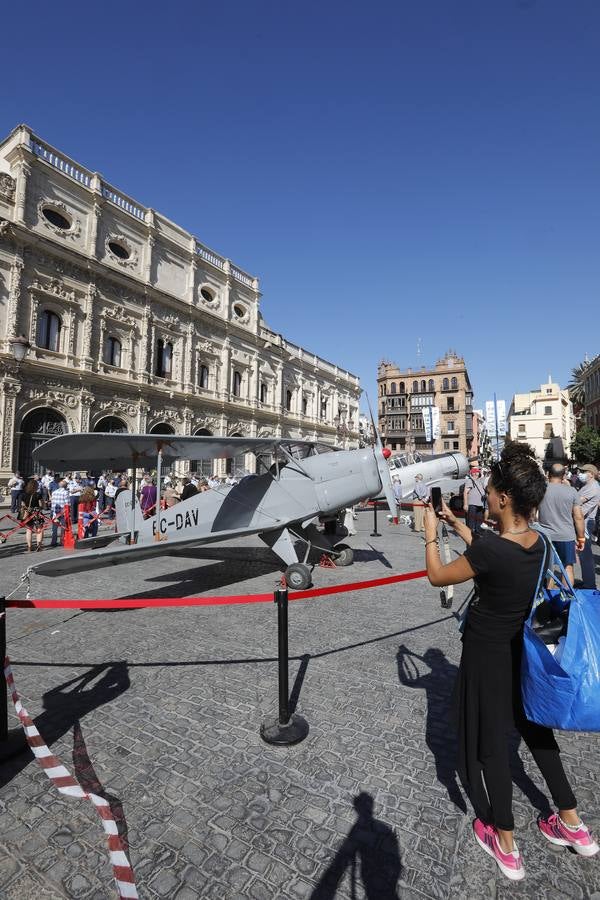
[473,818,525,880]
[538,813,600,857]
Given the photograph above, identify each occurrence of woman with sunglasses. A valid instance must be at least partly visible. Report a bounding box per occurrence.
[423,442,597,881]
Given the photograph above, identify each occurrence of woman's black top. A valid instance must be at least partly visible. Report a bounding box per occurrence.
[463,531,544,643]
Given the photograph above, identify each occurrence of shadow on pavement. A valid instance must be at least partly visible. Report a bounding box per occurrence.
[397,644,467,813]
[0,662,130,792]
[310,792,402,899]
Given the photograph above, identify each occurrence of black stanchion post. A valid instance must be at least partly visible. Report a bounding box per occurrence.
[370,500,381,537]
[0,597,28,760]
[260,586,309,746]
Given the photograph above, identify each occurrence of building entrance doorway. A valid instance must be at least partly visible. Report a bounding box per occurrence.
[18,408,68,476]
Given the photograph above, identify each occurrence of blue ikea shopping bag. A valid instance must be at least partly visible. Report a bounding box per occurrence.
[522,536,600,731]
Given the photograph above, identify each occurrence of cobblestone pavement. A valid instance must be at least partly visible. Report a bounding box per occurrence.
[1,513,599,899]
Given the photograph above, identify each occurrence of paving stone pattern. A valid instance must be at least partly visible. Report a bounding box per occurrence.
[1,513,599,899]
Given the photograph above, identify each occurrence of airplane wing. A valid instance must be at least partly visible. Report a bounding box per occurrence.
[33,433,335,471]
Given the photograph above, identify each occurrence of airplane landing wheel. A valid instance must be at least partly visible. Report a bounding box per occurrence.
[285,563,312,590]
[334,543,354,566]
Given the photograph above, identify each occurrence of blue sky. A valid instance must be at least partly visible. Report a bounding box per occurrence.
[2,1,599,412]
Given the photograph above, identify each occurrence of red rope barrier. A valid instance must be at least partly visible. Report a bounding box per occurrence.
[6,568,427,610]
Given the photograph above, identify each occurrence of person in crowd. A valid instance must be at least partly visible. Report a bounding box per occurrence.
[21,478,45,552]
[163,482,180,507]
[68,473,83,527]
[575,463,600,589]
[40,470,54,504]
[422,443,598,880]
[96,471,108,512]
[537,463,585,585]
[463,466,486,535]
[8,471,24,514]
[103,477,117,518]
[198,478,210,493]
[78,486,98,539]
[140,475,157,518]
[412,474,429,533]
[114,477,129,502]
[46,471,60,508]
[190,472,199,488]
[208,474,221,490]
[180,477,198,502]
[49,478,70,547]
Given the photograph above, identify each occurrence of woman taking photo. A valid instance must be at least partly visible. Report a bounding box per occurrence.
[20,478,45,552]
[424,443,597,880]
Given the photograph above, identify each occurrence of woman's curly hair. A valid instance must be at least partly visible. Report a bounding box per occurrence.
[489,442,547,519]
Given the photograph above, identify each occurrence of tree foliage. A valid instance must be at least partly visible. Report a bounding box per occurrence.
[571,426,600,465]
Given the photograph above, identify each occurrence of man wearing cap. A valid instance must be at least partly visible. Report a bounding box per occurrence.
[537,463,586,585]
[464,466,486,535]
[575,463,600,588]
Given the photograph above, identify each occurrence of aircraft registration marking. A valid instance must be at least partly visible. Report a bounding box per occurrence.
[152,508,200,536]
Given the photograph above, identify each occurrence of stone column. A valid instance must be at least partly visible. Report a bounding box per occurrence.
[81,282,96,369]
[88,176,103,258]
[249,355,259,407]
[137,400,149,433]
[183,322,194,391]
[221,340,231,399]
[79,393,94,432]
[5,251,25,346]
[144,211,156,285]
[13,160,30,225]
[275,363,283,411]
[187,239,197,304]
[0,380,20,475]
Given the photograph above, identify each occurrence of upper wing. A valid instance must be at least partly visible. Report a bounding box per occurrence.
[33,434,335,470]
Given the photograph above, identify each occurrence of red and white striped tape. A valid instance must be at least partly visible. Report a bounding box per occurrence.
[2,651,138,899]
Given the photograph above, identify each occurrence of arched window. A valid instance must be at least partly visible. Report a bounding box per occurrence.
[150,423,175,435]
[104,336,121,367]
[390,383,396,394]
[192,428,213,477]
[399,382,405,393]
[428,379,434,392]
[94,416,128,433]
[37,310,61,352]
[232,370,242,397]
[155,339,173,378]
[442,377,449,390]
[321,398,328,419]
[199,364,209,389]
[421,380,426,392]
[451,376,458,390]
[260,382,268,404]
[412,381,418,393]
[286,389,293,411]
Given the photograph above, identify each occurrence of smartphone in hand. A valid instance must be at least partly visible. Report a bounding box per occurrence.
[430,486,442,515]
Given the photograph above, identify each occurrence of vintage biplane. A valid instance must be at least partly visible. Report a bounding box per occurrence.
[31,433,468,588]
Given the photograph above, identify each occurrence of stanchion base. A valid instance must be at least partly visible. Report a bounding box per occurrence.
[0,727,28,761]
[370,531,381,537]
[260,713,309,746]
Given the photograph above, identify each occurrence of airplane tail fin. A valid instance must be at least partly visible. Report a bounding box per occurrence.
[115,490,147,539]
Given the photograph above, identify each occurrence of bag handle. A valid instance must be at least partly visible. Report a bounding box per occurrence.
[532,532,576,608]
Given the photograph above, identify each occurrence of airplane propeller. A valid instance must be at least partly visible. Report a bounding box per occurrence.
[366,396,399,524]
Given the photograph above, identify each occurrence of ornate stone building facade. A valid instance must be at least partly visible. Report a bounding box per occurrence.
[0,125,360,482]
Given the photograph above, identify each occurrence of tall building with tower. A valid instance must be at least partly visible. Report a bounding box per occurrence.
[377,350,474,457]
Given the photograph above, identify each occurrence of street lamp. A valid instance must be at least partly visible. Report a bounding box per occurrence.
[9,334,31,366]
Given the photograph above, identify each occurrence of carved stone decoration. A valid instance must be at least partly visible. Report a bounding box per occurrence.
[0,173,16,202]
[2,389,18,467]
[104,234,139,269]
[197,340,216,355]
[227,420,250,436]
[37,198,82,240]
[97,398,138,417]
[103,304,140,330]
[192,416,218,434]
[29,276,76,303]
